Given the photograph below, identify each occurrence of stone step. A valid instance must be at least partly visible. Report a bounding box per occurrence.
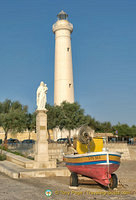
[0,160,70,179]
[19,167,70,178]
[2,150,34,168]
[0,160,22,178]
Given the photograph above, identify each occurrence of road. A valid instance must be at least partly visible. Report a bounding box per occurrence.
[0,161,136,200]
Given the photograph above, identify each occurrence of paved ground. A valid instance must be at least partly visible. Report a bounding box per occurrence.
[0,161,136,200]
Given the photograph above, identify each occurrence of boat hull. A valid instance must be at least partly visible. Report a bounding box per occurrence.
[64,152,121,186]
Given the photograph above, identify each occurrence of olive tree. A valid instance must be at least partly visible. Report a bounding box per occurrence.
[0,99,28,142]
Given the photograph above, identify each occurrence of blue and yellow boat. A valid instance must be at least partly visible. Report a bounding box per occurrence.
[64,137,121,188]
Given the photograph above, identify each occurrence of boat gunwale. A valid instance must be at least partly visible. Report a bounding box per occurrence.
[63,151,121,158]
[65,160,120,165]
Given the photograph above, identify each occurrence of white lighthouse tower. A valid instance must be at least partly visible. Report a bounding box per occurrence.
[53,10,74,105]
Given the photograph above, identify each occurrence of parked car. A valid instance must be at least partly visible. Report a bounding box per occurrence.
[22,139,35,144]
[57,138,67,144]
[57,138,73,144]
[47,139,56,143]
[7,138,20,145]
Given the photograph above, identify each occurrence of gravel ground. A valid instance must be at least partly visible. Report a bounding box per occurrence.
[0,161,136,200]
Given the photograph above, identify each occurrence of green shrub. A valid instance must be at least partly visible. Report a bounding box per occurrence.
[0,154,6,161]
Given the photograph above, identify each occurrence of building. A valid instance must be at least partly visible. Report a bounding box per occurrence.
[53,10,74,105]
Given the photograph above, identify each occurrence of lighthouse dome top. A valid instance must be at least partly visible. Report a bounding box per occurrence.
[53,11,73,33]
[57,10,68,20]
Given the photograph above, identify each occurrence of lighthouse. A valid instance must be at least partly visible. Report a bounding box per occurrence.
[53,10,74,105]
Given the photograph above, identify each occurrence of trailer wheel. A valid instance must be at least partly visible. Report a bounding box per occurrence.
[70,172,78,186]
[109,173,118,189]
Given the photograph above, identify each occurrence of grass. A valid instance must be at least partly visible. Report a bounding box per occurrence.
[0,154,6,161]
[0,145,34,160]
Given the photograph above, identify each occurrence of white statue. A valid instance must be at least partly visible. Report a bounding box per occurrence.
[37,81,48,110]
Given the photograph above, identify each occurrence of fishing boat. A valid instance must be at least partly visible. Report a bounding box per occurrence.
[63,151,121,188]
[63,126,121,189]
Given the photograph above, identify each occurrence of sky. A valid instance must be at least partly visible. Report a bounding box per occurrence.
[0,0,136,126]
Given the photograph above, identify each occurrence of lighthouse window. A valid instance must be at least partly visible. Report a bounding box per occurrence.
[69,83,71,88]
[67,47,70,52]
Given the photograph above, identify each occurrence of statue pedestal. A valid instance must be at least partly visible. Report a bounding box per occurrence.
[34,110,56,168]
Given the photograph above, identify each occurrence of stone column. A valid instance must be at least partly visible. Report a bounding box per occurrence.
[34,110,49,162]
[34,110,56,168]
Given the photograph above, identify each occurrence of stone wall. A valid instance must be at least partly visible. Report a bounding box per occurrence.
[106,143,131,160]
[48,143,67,162]
[0,131,36,141]
[128,145,136,160]
[48,143,132,162]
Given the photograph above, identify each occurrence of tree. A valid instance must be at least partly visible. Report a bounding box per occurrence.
[26,112,36,139]
[46,104,61,130]
[99,122,113,133]
[113,123,130,136]
[0,99,28,142]
[45,102,90,143]
[58,101,90,140]
[130,125,136,137]
[113,123,136,137]
[87,116,103,132]
[46,104,62,139]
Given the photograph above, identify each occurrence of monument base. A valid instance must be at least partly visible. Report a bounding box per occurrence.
[33,159,56,169]
[34,110,49,162]
[34,141,49,162]
[34,106,56,169]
